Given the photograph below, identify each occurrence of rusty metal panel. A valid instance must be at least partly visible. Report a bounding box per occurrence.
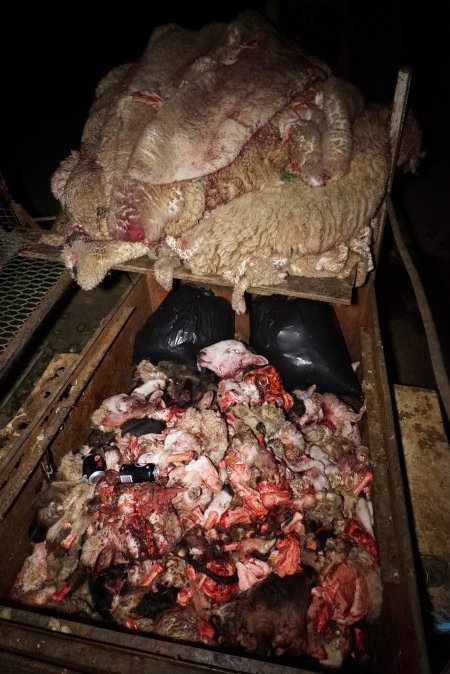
[0,353,78,464]
[0,306,135,518]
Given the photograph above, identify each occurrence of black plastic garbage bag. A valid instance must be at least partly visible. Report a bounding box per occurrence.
[249,294,363,405]
[133,283,235,368]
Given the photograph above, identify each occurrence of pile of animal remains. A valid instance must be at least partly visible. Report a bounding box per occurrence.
[11,339,381,670]
[46,10,423,312]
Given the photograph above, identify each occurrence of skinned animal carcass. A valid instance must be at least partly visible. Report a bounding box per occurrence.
[47,10,423,309]
[10,341,383,669]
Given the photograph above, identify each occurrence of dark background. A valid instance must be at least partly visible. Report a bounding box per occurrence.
[2,0,449,217]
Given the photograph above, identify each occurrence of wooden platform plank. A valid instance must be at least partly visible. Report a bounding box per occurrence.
[20,245,356,305]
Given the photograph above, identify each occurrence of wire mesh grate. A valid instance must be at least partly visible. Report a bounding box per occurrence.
[0,182,69,361]
[0,176,70,378]
[0,201,27,272]
[0,198,22,232]
[0,255,66,354]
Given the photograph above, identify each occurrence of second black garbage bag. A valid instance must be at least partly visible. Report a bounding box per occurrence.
[249,294,363,406]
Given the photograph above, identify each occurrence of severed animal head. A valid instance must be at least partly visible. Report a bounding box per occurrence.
[197,339,268,379]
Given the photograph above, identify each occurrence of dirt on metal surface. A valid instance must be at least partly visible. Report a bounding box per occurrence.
[394,384,450,631]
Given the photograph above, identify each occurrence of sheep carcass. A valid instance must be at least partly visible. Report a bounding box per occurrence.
[47,12,331,282]
[47,10,421,301]
[160,108,391,313]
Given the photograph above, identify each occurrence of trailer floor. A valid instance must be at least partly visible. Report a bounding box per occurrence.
[0,237,449,673]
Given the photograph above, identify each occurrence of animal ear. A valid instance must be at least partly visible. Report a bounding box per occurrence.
[253,355,269,367]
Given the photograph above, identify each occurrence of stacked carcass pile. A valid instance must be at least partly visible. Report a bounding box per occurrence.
[11,341,382,669]
[45,10,423,312]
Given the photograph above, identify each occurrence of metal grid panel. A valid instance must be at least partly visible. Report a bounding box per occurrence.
[0,203,26,272]
[0,191,70,377]
[0,255,66,354]
[0,200,22,232]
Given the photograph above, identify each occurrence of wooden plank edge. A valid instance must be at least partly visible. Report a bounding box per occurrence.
[20,243,356,305]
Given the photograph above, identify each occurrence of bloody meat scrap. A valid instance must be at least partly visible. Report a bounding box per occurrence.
[11,340,381,670]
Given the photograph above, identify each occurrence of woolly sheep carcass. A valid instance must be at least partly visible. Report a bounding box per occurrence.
[45,10,423,306]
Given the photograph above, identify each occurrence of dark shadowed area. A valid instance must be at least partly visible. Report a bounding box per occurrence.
[2,0,448,216]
